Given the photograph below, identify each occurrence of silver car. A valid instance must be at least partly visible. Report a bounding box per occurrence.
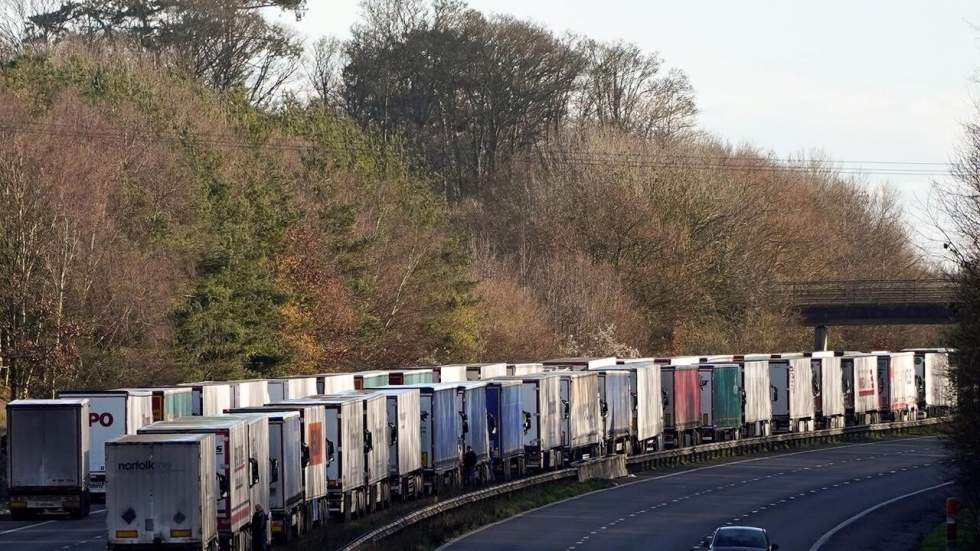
[702,526,778,551]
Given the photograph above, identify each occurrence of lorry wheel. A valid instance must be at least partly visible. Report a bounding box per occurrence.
[9,508,30,521]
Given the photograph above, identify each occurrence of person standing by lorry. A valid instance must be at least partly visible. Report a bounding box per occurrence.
[463,446,478,487]
[252,504,268,551]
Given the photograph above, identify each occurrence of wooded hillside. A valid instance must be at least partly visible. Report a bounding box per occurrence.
[0,0,938,398]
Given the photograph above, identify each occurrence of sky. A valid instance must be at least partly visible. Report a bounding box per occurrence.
[272,0,980,263]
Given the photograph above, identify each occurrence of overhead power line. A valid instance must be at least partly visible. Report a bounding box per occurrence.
[0,120,955,178]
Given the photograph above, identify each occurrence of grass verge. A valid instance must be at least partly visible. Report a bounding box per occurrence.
[919,511,977,550]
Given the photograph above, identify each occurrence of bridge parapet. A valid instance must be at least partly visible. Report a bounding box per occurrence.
[779,279,956,306]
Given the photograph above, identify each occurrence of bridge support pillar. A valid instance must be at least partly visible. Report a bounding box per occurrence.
[814,325,828,351]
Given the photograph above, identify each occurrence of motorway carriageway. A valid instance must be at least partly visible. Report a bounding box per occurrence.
[443,436,951,551]
[0,507,107,551]
[0,437,951,551]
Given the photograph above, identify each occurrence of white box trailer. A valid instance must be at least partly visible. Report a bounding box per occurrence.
[105,433,217,550]
[653,356,701,367]
[876,351,917,420]
[465,363,508,380]
[225,404,327,539]
[497,374,561,469]
[227,409,304,543]
[841,353,880,424]
[738,359,772,436]
[277,396,368,519]
[331,391,391,508]
[230,379,270,408]
[615,358,666,450]
[223,413,271,546]
[593,370,632,454]
[432,364,468,383]
[138,417,254,549]
[631,364,664,451]
[456,382,492,482]
[809,352,845,428]
[377,383,462,492]
[543,357,617,371]
[371,388,423,498]
[556,371,601,462]
[768,355,815,432]
[507,363,543,376]
[269,376,318,402]
[57,390,154,496]
[119,387,194,422]
[317,373,356,395]
[908,349,955,414]
[179,382,233,416]
[6,399,91,518]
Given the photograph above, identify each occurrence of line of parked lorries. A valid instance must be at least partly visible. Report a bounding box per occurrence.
[5,349,953,550]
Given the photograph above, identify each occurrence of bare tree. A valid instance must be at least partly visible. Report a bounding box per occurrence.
[12,0,306,105]
[305,36,345,108]
[575,40,697,141]
[0,0,56,58]
[939,116,980,512]
[0,149,81,399]
[353,0,429,47]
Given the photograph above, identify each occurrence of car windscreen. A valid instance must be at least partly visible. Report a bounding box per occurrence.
[714,528,768,547]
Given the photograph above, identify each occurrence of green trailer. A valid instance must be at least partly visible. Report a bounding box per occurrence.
[120,387,194,421]
[698,364,743,441]
[354,370,390,389]
[388,369,434,385]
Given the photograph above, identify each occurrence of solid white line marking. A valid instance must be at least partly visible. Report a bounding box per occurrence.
[437,436,942,550]
[807,480,954,551]
[0,520,57,536]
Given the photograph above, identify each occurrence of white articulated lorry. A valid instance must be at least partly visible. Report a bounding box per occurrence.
[57,389,154,497]
[6,399,91,518]
[268,376,318,402]
[226,409,304,543]
[225,403,328,539]
[139,417,258,550]
[179,382,234,416]
[370,388,423,499]
[105,433,217,550]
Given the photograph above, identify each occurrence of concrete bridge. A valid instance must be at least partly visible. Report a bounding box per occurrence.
[778,279,957,349]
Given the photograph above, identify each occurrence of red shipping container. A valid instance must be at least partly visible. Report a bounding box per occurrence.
[673,367,702,431]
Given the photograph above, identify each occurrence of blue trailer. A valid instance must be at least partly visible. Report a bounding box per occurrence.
[376,383,461,494]
[485,380,525,479]
[456,381,492,485]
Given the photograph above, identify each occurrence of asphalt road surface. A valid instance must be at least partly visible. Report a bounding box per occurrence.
[0,506,107,551]
[444,436,952,551]
[0,436,951,551]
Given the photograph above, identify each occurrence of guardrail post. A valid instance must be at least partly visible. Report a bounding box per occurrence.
[814,325,828,351]
[946,497,958,551]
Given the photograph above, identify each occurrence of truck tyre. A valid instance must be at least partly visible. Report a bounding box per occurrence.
[9,508,30,521]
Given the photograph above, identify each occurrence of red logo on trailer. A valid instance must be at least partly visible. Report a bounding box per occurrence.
[308,422,324,465]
